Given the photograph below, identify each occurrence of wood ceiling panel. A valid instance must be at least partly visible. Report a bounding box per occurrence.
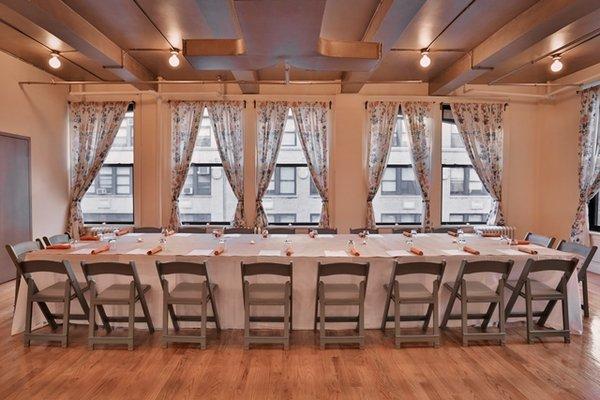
[130,51,234,81]
[368,50,462,81]
[320,0,380,41]
[258,64,341,81]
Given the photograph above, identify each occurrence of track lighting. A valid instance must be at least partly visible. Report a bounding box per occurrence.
[48,52,61,69]
[419,50,431,68]
[168,50,180,68]
[550,55,563,73]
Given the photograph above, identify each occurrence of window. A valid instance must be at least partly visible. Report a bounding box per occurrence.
[179,108,237,224]
[441,106,492,224]
[589,194,600,232]
[262,109,322,224]
[372,113,422,224]
[82,108,134,224]
[310,213,321,223]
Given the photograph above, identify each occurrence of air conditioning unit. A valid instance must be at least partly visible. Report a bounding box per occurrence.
[96,188,107,195]
[183,187,193,195]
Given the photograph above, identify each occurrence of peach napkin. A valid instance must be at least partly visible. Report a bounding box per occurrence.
[410,247,424,256]
[518,246,538,255]
[46,243,71,250]
[463,246,480,255]
[115,228,130,236]
[447,231,458,237]
[80,235,100,241]
[482,232,501,238]
[348,246,361,256]
[91,244,110,255]
[213,246,225,256]
[402,231,412,237]
[147,246,163,255]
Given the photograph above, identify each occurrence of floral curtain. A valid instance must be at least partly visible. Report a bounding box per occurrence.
[206,101,246,227]
[570,86,600,244]
[255,101,288,228]
[366,101,399,228]
[401,101,433,231]
[451,102,506,225]
[67,101,128,237]
[168,101,205,230]
[291,102,330,227]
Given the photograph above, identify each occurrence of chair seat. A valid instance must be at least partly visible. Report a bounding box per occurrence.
[322,283,360,301]
[169,282,211,301]
[396,283,432,300]
[33,281,88,300]
[464,281,497,298]
[248,283,288,302]
[97,283,151,301]
[525,279,561,297]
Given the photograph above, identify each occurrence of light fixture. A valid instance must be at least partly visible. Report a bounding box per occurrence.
[168,50,180,68]
[419,50,431,68]
[550,55,563,73]
[48,52,61,69]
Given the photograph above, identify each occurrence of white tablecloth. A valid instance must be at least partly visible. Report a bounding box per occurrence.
[14,233,583,335]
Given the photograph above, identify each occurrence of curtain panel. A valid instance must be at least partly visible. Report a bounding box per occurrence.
[365,101,399,229]
[401,101,434,231]
[290,101,330,227]
[255,101,288,228]
[168,101,205,230]
[206,101,246,227]
[450,102,506,225]
[570,86,600,244]
[67,101,129,237]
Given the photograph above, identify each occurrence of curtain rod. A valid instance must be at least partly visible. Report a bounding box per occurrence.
[252,100,333,109]
[19,79,423,86]
[363,98,510,109]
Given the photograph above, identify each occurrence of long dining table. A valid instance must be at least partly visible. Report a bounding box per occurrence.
[13,232,583,336]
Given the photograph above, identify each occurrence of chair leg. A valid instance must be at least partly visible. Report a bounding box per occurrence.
[480,302,497,331]
[422,304,433,332]
[319,283,326,350]
[13,272,21,314]
[62,280,71,348]
[96,305,112,333]
[381,279,394,332]
[358,282,365,349]
[162,290,169,349]
[441,283,459,329]
[243,283,250,350]
[394,294,400,348]
[582,276,590,318]
[498,285,505,346]
[562,294,570,344]
[201,285,208,350]
[168,305,180,332]
[525,280,533,344]
[88,283,96,350]
[209,291,222,332]
[24,282,33,347]
[283,284,290,350]
[461,280,468,347]
[313,282,319,332]
[128,283,135,351]
[433,288,440,348]
[138,288,154,334]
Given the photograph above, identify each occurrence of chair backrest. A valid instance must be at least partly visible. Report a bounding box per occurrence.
[266,227,296,234]
[317,262,370,279]
[156,261,208,278]
[82,261,136,278]
[313,227,338,234]
[178,226,207,234]
[241,262,293,279]
[349,227,379,234]
[556,240,597,279]
[432,227,456,233]
[392,227,422,234]
[133,226,162,233]
[226,227,254,234]
[525,232,555,248]
[43,233,71,246]
[461,259,513,278]
[528,257,579,275]
[392,261,445,279]
[20,259,68,275]
[5,241,42,276]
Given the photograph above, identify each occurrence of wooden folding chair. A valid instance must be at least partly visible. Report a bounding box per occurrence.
[314,262,369,349]
[178,226,207,234]
[6,240,43,312]
[313,228,338,234]
[524,232,555,248]
[42,233,71,247]
[555,240,597,318]
[156,261,221,349]
[349,228,379,234]
[132,226,162,233]
[82,261,154,350]
[226,227,254,234]
[266,227,296,234]
[381,261,445,348]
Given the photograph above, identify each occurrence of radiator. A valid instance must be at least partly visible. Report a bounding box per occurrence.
[474,225,516,239]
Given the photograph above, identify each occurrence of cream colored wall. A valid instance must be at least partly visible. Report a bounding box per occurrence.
[0,52,69,239]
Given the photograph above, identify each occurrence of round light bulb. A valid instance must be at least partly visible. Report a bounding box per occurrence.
[419,51,431,68]
[168,51,180,68]
[48,53,61,69]
[550,56,563,73]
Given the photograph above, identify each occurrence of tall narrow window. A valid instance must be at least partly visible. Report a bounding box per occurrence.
[441,105,492,224]
[81,108,134,223]
[262,109,321,225]
[372,113,422,224]
[179,108,237,224]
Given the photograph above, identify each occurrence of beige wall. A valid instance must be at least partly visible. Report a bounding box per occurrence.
[0,52,69,239]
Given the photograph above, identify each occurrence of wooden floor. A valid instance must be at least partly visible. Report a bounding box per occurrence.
[1,277,600,400]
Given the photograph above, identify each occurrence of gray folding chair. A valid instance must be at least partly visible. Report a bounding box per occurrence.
[226,227,254,234]
[42,233,71,247]
[314,262,369,349]
[178,226,207,234]
[5,241,43,311]
[504,257,578,343]
[381,261,445,348]
[266,227,296,234]
[241,262,293,350]
[156,261,221,349]
[524,232,555,248]
[441,259,513,346]
[18,259,90,347]
[349,228,379,234]
[82,261,154,350]
[313,228,338,234]
[133,226,162,233]
[555,240,597,318]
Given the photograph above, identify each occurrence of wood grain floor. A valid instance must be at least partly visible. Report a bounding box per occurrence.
[1,276,600,400]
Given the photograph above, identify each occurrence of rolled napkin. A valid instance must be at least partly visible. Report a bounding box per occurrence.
[348,246,361,256]
[518,246,538,255]
[463,246,480,255]
[147,245,163,255]
[410,246,424,256]
[285,246,294,256]
[91,244,110,255]
[402,231,412,237]
[46,243,71,250]
[308,230,317,238]
[482,232,501,238]
[511,239,530,245]
[80,235,100,241]
[213,246,225,256]
[447,230,458,237]
[115,228,130,236]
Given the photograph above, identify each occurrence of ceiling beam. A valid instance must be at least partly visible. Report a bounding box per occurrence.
[0,0,156,90]
[429,0,600,95]
[341,0,426,93]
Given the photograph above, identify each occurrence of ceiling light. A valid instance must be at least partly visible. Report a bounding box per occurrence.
[48,52,61,69]
[168,50,180,68]
[550,55,563,73]
[419,50,431,68]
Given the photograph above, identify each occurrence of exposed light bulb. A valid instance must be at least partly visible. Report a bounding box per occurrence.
[48,53,61,69]
[168,51,180,68]
[550,55,563,73]
[419,51,431,68]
